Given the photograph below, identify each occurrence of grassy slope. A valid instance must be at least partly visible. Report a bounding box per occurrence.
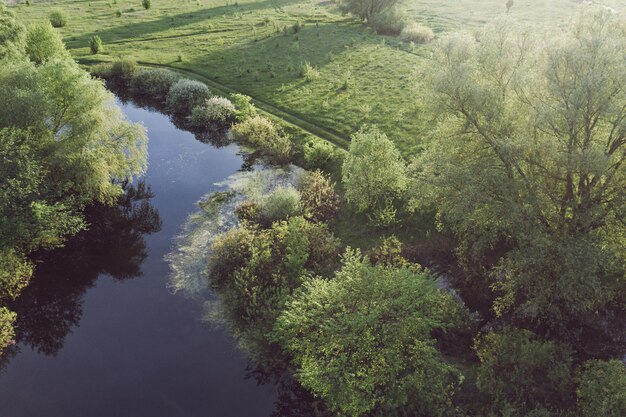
[11,0,617,156]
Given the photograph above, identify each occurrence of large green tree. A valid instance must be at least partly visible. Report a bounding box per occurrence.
[0,6,147,353]
[410,13,626,356]
[274,249,462,417]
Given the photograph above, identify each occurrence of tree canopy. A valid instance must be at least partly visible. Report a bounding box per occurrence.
[410,12,626,356]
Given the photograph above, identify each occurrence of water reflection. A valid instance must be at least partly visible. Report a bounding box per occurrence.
[4,181,161,358]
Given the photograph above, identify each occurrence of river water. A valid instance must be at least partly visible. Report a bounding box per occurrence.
[0,100,277,416]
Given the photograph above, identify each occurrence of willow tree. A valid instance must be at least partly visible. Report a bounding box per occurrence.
[410,13,626,356]
[0,7,147,353]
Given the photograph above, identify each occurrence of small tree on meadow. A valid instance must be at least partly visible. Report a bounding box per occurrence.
[342,125,407,214]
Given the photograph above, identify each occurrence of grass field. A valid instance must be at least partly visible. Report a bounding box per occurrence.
[10,0,620,156]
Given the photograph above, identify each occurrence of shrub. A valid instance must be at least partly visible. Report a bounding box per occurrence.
[576,360,626,417]
[273,249,461,417]
[129,67,179,99]
[207,217,340,351]
[48,10,67,28]
[303,138,334,170]
[25,22,69,64]
[401,22,434,44]
[115,9,122,17]
[110,58,138,82]
[190,96,236,128]
[234,200,261,223]
[89,35,103,54]
[475,328,575,415]
[368,8,405,36]
[299,61,319,82]
[230,93,257,121]
[165,78,211,115]
[231,116,292,163]
[297,170,340,222]
[342,125,407,213]
[259,186,302,224]
[142,0,152,10]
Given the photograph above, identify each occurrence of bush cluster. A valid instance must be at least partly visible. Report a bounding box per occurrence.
[190,96,236,128]
[129,67,179,99]
[231,116,292,163]
[48,10,67,28]
[165,78,211,115]
[297,170,340,222]
[401,22,434,44]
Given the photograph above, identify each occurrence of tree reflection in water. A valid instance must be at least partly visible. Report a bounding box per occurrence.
[3,181,161,358]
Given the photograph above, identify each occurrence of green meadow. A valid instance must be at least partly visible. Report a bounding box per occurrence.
[11,0,620,155]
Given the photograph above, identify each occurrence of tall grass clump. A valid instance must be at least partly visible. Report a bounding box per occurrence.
[129,67,179,99]
[166,79,211,115]
[190,96,236,128]
[142,0,152,10]
[400,22,434,44]
[231,116,292,163]
[49,10,68,28]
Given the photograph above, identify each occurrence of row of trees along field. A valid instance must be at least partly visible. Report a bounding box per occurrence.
[0,4,147,352]
[202,10,626,417]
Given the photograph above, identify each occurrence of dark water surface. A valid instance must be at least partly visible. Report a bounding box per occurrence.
[0,100,277,416]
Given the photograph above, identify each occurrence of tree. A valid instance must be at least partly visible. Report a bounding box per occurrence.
[342,0,400,22]
[0,16,148,354]
[0,4,26,60]
[274,249,462,417]
[89,35,103,55]
[410,13,626,354]
[576,360,626,417]
[475,328,576,416]
[342,125,407,214]
[25,22,69,64]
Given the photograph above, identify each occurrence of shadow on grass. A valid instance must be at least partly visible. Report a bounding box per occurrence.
[68,0,304,48]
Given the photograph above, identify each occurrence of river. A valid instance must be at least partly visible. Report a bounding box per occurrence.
[0,99,278,416]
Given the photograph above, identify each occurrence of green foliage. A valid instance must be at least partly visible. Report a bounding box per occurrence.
[368,235,407,267]
[25,22,69,64]
[0,249,33,301]
[297,169,340,222]
[110,58,138,82]
[231,116,292,163]
[129,67,178,99]
[411,13,626,353]
[48,10,67,28]
[259,186,302,224]
[208,217,341,353]
[342,0,400,22]
[368,7,406,36]
[89,35,103,54]
[0,307,16,352]
[142,0,152,10]
[299,61,319,82]
[0,4,26,61]
[576,360,626,417]
[400,22,434,43]
[274,249,461,417]
[229,93,257,122]
[166,78,211,115]
[190,96,236,127]
[302,138,335,170]
[475,328,575,416]
[0,21,147,354]
[342,125,407,213]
